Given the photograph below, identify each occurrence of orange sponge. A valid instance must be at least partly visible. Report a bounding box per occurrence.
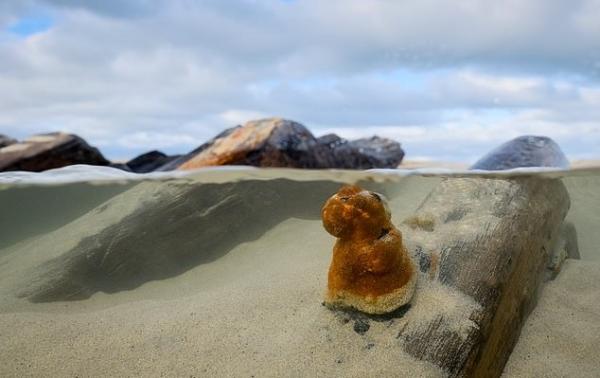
[322,185,416,314]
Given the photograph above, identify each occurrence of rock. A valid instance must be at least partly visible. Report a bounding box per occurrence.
[546,221,580,280]
[322,185,416,314]
[469,135,579,281]
[398,176,570,377]
[0,132,110,172]
[391,136,573,376]
[163,118,404,170]
[0,134,16,148]
[471,135,569,170]
[157,126,241,171]
[353,319,370,335]
[178,118,332,169]
[126,150,181,173]
[317,134,405,169]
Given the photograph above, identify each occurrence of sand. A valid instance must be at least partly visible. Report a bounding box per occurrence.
[0,218,446,377]
[503,260,600,377]
[1,171,599,377]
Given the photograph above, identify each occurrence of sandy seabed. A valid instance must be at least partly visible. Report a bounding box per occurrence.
[1,172,599,377]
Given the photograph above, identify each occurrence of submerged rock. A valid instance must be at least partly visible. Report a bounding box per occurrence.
[0,132,110,172]
[0,134,16,148]
[470,135,569,170]
[126,150,181,173]
[322,185,416,314]
[162,118,404,170]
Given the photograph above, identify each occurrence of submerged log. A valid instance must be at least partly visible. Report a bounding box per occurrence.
[398,176,570,377]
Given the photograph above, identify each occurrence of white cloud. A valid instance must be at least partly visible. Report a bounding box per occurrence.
[0,0,599,162]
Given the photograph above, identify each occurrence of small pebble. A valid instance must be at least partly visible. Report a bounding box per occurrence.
[353,319,370,335]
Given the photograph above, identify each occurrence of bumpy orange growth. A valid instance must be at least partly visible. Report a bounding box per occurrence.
[322,185,417,314]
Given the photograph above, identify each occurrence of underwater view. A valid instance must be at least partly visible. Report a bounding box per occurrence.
[1,164,599,377]
[2,1,600,377]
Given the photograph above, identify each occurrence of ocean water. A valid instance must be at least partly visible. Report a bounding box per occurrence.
[0,165,599,376]
[0,165,598,301]
[0,164,596,302]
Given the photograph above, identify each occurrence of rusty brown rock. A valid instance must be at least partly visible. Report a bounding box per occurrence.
[172,118,404,170]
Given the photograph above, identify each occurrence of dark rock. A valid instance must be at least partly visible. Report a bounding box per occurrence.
[0,134,16,148]
[126,150,181,173]
[0,132,110,172]
[318,134,405,169]
[178,118,332,169]
[353,319,370,335]
[168,118,404,170]
[470,135,569,170]
[108,162,132,172]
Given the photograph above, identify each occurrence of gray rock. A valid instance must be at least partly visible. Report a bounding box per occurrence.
[0,132,110,172]
[470,135,569,170]
[399,176,570,376]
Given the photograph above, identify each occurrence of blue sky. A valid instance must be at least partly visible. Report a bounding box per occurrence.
[1,0,599,162]
[8,12,53,37]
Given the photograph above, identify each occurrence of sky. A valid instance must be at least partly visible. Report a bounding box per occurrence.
[1,0,599,162]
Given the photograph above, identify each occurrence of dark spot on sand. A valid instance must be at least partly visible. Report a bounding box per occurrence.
[353,319,370,335]
[444,208,468,223]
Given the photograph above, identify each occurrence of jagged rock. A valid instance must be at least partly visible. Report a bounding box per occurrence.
[317,134,404,169]
[0,132,109,172]
[126,150,181,173]
[0,134,16,148]
[159,118,405,171]
[178,118,332,169]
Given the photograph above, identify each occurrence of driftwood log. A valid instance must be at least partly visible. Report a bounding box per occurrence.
[398,176,570,377]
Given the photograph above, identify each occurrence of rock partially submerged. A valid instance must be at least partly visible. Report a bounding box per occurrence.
[164,118,404,170]
[387,134,574,376]
[471,135,569,170]
[0,132,109,172]
[0,134,16,149]
[398,176,570,376]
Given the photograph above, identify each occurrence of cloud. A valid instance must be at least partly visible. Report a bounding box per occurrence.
[0,0,599,162]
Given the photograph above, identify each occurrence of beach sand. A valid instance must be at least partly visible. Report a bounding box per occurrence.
[503,259,600,377]
[0,173,599,377]
[0,217,445,377]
